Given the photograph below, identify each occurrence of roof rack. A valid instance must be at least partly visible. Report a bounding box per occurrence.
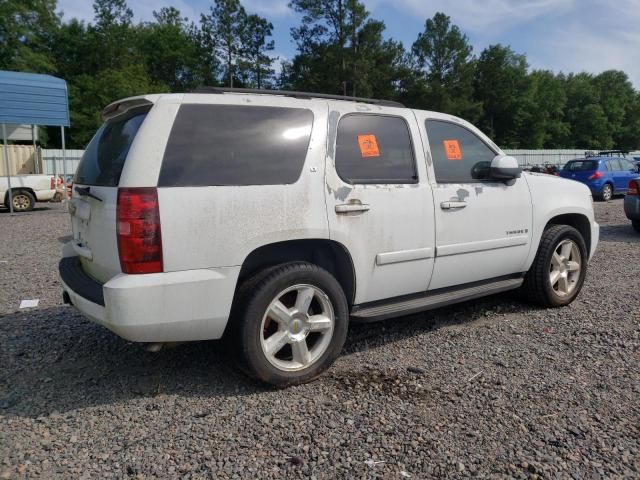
[190,86,405,108]
[591,150,629,157]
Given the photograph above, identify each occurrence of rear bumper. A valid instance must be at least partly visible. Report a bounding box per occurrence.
[59,256,240,342]
[624,195,640,220]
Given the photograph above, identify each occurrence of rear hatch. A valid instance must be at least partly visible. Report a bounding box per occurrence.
[560,160,599,182]
[69,102,152,284]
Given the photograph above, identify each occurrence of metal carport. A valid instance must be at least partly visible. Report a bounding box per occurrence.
[0,70,70,214]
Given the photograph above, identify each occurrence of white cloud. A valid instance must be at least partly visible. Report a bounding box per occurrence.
[57,0,198,23]
[531,20,640,87]
[385,0,576,32]
[372,0,640,87]
[57,0,94,22]
[242,0,292,17]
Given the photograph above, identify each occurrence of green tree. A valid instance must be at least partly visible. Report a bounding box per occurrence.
[474,44,530,146]
[201,0,247,87]
[409,12,480,120]
[289,0,362,94]
[564,73,610,149]
[618,92,640,150]
[285,0,407,98]
[593,70,636,148]
[137,7,210,91]
[89,0,135,70]
[0,0,59,72]
[239,14,275,89]
[521,70,569,148]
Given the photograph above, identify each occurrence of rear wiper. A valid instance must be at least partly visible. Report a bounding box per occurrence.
[74,186,103,202]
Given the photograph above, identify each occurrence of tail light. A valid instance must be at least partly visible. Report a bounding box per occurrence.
[117,187,163,274]
[50,176,55,189]
[628,180,639,196]
[588,171,603,180]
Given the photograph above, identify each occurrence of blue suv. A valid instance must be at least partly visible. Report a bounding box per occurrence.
[560,157,640,201]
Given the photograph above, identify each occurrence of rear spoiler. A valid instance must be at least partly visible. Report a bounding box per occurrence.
[101,97,155,121]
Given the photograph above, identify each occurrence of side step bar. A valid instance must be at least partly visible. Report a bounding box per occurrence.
[350,277,524,322]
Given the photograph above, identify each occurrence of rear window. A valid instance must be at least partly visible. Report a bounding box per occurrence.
[159,104,314,187]
[74,106,150,187]
[564,160,598,172]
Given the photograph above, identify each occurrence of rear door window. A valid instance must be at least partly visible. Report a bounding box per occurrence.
[426,120,497,183]
[74,106,150,186]
[159,104,313,186]
[335,114,417,184]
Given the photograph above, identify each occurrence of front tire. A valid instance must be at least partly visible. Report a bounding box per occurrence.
[521,225,588,307]
[231,262,349,387]
[632,220,640,233]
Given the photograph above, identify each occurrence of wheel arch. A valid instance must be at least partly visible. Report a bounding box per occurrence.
[602,181,614,195]
[545,213,591,255]
[237,239,356,307]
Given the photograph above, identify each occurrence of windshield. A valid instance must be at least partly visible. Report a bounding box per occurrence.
[74,106,150,186]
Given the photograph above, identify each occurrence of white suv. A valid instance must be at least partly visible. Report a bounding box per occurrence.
[60,89,599,386]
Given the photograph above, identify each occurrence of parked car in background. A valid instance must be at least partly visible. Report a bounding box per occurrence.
[543,164,561,176]
[624,178,640,232]
[0,174,57,212]
[560,157,639,201]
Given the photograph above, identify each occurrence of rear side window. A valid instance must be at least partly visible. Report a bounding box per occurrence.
[74,106,150,186]
[565,160,598,172]
[159,104,313,186]
[426,120,497,183]
[335,114,417,184]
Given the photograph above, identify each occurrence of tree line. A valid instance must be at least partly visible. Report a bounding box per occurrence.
[2,0,639,151]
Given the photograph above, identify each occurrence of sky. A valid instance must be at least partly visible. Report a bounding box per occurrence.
[57,0,640,87]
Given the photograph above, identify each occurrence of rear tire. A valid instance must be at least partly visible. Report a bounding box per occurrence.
[598,183,613,201]
[521,225,588,307]
[230,262,348,387]
[10,190,35,212]
[632,220,640,233]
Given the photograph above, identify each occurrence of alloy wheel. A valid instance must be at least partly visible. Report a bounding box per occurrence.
[549,239,582,297]
[259,284,335,372]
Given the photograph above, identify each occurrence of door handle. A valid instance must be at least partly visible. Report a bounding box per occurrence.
[335,202,370,214]
[440,201,467,210]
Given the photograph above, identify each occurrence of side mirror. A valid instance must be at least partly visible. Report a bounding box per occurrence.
[490,155,521,180]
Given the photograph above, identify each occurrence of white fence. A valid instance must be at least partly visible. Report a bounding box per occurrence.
[503,149,587,167]
[33,148,639,177]
[41,149,84,177]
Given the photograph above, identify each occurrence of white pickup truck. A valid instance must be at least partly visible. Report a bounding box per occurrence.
[0,175,58,212]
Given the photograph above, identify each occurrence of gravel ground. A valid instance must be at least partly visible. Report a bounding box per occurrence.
[1,199,639,479]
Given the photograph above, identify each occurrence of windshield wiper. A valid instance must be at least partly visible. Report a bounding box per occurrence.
[74,186,103,202]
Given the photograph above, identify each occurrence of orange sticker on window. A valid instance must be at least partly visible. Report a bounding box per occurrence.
[357,134,380,158]
[443,140,462,160]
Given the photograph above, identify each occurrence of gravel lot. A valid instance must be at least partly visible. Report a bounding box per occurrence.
[1,199,638,479]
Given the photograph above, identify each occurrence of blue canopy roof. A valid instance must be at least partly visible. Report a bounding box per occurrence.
[0,71,70,127]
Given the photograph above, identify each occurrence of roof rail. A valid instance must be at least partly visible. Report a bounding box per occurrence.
[190,86,405,108]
